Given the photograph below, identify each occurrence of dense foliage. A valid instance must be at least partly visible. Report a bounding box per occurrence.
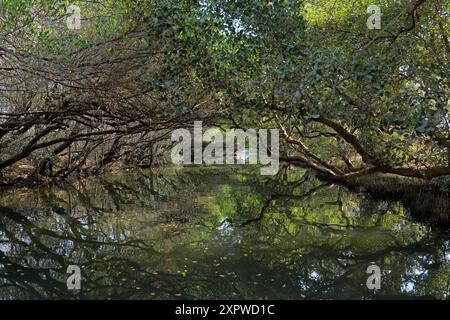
[0,0,449,184]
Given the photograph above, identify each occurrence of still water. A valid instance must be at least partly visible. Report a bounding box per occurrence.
[0,167,449,299]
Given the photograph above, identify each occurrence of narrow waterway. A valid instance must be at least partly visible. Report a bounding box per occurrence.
[0,167,448,299]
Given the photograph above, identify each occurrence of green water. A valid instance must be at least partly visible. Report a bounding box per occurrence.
[0,166,449,299]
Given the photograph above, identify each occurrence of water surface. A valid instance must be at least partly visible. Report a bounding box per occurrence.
[0,167,449,299]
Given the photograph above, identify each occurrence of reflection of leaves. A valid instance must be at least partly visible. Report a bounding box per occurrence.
[0,167,448,299]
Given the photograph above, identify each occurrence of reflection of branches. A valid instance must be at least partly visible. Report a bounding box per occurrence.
[1,167,448,299]
[240,182,333,227]
[0,207,161,298]
[240,199,272,227]
[0,207,149,249]
[0,168,217,298]
[257,223,448,299]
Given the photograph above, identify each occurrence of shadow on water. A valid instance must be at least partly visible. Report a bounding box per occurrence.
[0,166,449,299]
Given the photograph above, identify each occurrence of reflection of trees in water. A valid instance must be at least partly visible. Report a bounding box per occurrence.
[0,169,206,299]
[240,224,449,299]
[0,203,162,299]
[208,168,450,299]
[0,167,448,299]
